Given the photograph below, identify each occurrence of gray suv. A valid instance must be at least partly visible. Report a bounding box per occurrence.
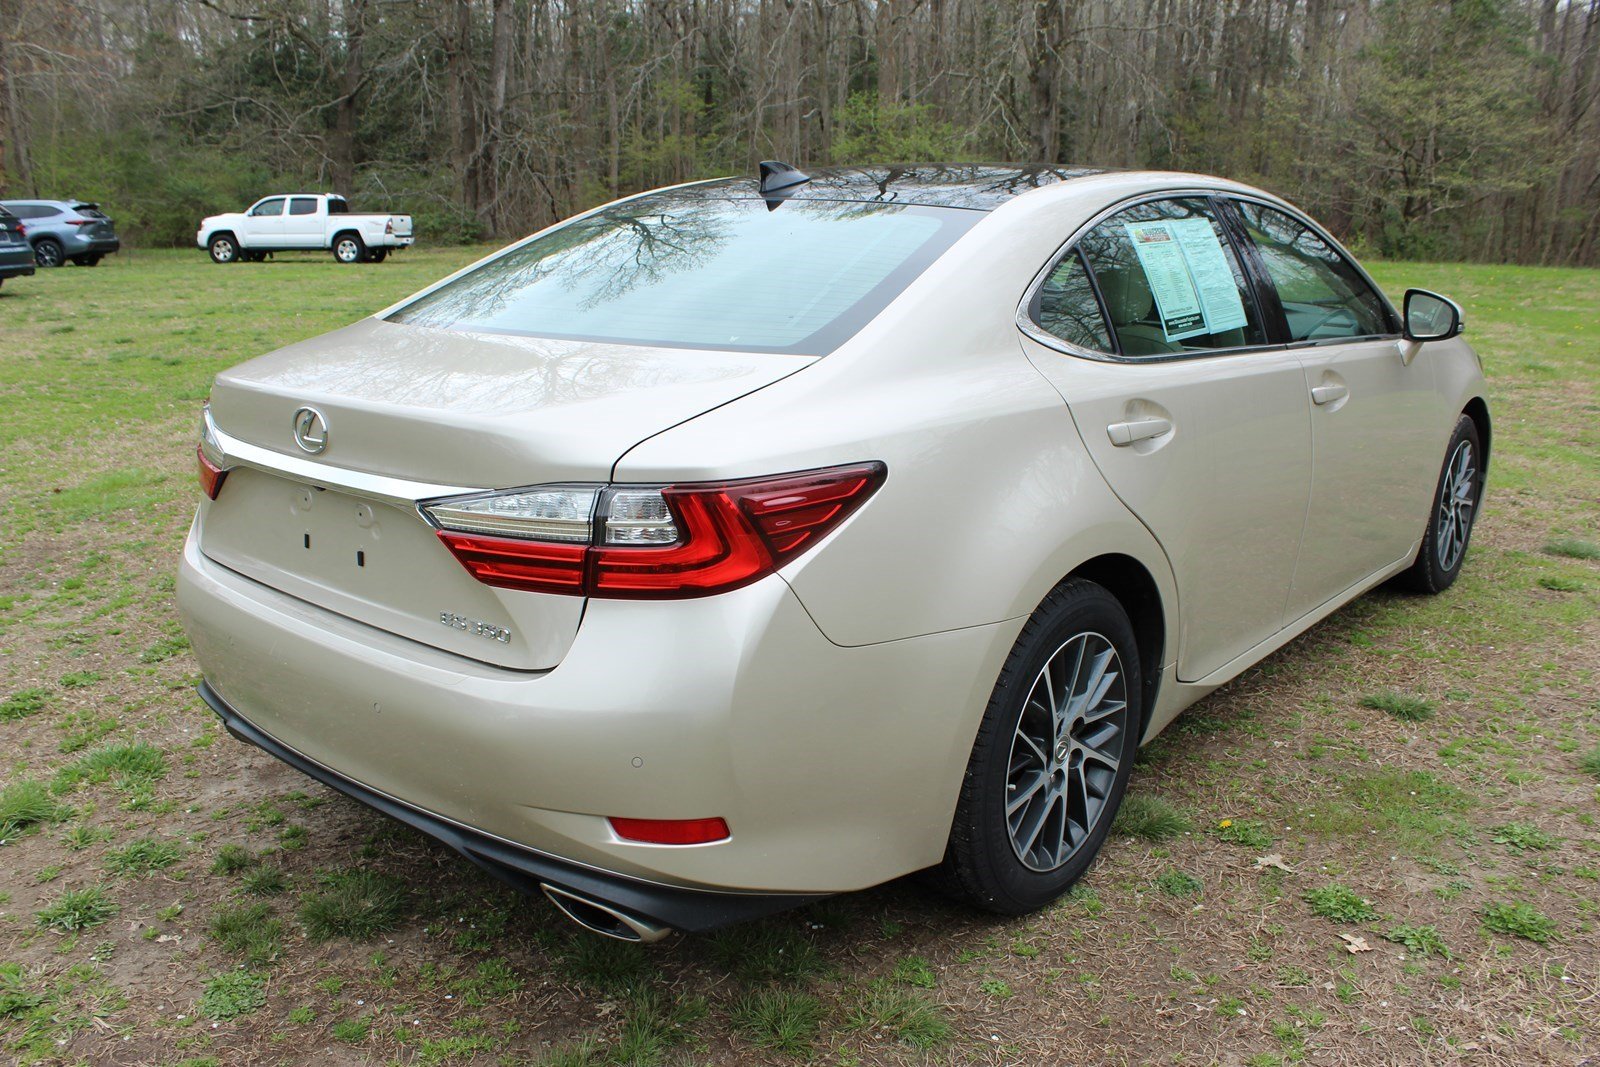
[0,199,121,267]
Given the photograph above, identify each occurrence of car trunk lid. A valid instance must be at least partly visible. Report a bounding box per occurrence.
[199,317,811,668]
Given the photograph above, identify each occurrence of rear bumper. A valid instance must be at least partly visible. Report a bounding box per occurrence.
[197,679,814,932]
[177,518,1013,899]
[0,260,34,278]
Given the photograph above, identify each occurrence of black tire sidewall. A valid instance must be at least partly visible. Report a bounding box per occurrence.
[34,239,63,267]
[947,580,1142,914]
[1408,415,1482,593]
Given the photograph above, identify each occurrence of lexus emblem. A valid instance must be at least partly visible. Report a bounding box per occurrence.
[292,406,329,454]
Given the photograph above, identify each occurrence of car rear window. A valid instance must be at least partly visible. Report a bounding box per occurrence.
[388,195,979,355]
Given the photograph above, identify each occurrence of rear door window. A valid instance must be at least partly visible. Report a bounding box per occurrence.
[1073,197,1267,358]
[1233,202,1392,341]
[1031,250,1113,351]
[289,198,319,216]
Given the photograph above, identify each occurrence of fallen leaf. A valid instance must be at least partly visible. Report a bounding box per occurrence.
[1253,854,1295,873]
[1340,933,1372,954]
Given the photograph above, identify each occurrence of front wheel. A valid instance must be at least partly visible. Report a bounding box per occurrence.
[333,235,365,264]
[1396,414,1483,594]
[937,579,1141,914]
[208,235,239,264]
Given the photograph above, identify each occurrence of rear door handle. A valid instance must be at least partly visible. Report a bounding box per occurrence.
[1311,383,1349,405]
[1106,417,1173,447]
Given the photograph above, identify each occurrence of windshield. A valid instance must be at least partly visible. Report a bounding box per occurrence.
[387,194,978,354]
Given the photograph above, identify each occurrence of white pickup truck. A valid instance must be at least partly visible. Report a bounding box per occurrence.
[198,194,414,264]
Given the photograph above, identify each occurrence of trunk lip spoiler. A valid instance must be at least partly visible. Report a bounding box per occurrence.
[205,406,484,507]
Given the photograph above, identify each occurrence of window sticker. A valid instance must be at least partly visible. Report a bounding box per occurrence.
[1123,221,1208,340]
[1169,218,1248,335]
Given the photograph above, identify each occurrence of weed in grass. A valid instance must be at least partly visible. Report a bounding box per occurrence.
[211,844,257,874]
[52,741,166,794]
[36,886,118,932]
[892,955,937,988]
[0,780,66,840]
[0,687,50,721]
[1112,793,1193,840]
[1543,538,1600,560]
[1481,901,1557,943]
[62,824,114,850]
[1582,746,1600,780]
[1213,818,1273,850]
[706,922,828,985]
[1304,884,1378,924]
[1359,691,1435,722]
[242,865,289,896]
[1156,869,1203,898]
[104,837,184,876]
[979,978,1014,998]
[732,988,824,1055]
[530,1039,603,1067]
[1538,576,1585,592]
[298,868,408,940]
[1386,923,1450,958]
[198,970,267,1020]
[58,671,102,689]
[1492,822,1560,852]
[845,982,951,1049]
[138,632,190,664]
[0,960,127,1058]
[330,1015,372,1042]
[610,990,706,1064]
[278,823,309,850]
[560,935,657,995]
[210,902,284,966]
[286,1005,315,1025]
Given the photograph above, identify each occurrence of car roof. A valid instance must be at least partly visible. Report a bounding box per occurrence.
[689,163,1118,211]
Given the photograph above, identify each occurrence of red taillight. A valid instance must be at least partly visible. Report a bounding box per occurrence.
[426,463,886,600]
[66,218,91,226]
[197,443,228,500]
[608,816,730,845]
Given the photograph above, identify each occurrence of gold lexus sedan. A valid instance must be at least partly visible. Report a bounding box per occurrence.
[178,164,1488,940]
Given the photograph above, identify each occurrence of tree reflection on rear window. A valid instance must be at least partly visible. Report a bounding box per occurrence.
[388,195,978,355]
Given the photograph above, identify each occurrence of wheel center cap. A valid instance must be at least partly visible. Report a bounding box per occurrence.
[1055,741,1071,763]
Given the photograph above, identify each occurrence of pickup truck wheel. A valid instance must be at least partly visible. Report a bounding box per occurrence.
[333,234,365,264]
[366,248,388,264]
[208,235,239,264]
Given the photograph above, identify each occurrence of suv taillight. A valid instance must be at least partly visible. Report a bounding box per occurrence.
[197,404,229,500]
[421,463,886,599]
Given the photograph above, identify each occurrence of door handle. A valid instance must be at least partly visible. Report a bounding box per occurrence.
[1106,417,1173,447]
[1311,383,1348,406]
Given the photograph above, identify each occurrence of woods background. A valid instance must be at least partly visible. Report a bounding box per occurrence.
[0,0,1596,264]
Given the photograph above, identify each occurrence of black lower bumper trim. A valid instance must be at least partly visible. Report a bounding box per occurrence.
[198,680,822,933]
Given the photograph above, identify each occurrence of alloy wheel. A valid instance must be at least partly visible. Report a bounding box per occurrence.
[1435,440,1476,572]
[336,239,361,263]
[1005,632,1130,872]
[211,239,235,263]
[34,241,62,267]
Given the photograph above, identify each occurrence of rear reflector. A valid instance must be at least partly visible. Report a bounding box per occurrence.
[197,443,228,500]
[426,463,886,600]
[608,816,730,845]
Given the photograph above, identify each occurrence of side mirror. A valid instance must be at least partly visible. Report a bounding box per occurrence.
[1403,289,1463,342]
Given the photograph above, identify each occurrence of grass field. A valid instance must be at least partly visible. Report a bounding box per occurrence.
[1,247,1597,1066]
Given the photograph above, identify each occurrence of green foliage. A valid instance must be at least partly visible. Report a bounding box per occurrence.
[210,844,257,875]
[1360,691,1436,722]
[210,902,283,966]
[1155,869,1203,898]
[844,982,951,1049]
[1491,822,1559,852]
[104,837,184,875]
[298,869,408,941]
[0,688,50,721]
[1213,819,1274,850]
[891,955,937,988]
[1385,923,1450,958]
[1543,538,1600,560]
[330,1014,372,1042]
[829,92,969,164]
[1304,884,1379,924]
[197,970,267,1020]
[1113,793,1193,840]
[36,886,119,932]
[559,934,656,996]
[52,742,167,794]
[241,865,289,896]
[1481,901,1556,943]
[0,780,66,841]
[731,988,824,1055]
[705,922,828,985]
[1581,746,1600,780]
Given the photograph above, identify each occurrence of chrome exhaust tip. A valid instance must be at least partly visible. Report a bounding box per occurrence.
[540,884,673,943]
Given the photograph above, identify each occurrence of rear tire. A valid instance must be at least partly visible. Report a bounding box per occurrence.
[333,234,365,264]
[33,238,64,268]
[208,234,239,264]
[1396,414,1482,594]
[366,248,388,263]
[937,579,1141,914]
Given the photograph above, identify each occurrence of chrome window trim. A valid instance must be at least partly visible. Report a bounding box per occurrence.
[204,406,484,507]
[1016,187,1400,364]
